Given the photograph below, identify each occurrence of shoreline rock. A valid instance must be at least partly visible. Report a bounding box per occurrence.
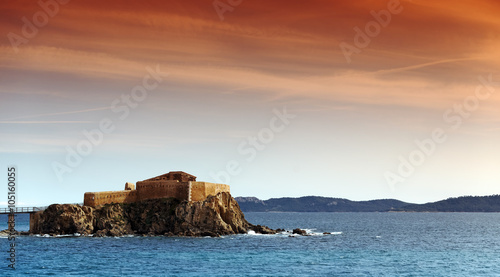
[292,228,308,236]
[0,229,29,236]
[30,192,277,237]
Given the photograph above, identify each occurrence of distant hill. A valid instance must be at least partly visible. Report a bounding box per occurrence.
[394,195,500,212]
[235,195,500,212]
[234,196,412,212]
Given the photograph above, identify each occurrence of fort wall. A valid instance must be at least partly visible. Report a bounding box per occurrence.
[190,182,230,202]
[125,182,135,190]
[83,172,231,207]
[136,180,190,202]
[84,190,137,207]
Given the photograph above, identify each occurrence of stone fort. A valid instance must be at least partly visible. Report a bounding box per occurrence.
[83,171,230,207]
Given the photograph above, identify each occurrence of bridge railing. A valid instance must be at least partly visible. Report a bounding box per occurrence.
[0,206,48,214]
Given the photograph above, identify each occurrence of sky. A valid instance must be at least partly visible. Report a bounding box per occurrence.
[1,0,500,206]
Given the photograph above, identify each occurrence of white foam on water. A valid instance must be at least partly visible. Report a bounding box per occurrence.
[55,234,75,237]
[280,229,343,236]
[245,230,277,237]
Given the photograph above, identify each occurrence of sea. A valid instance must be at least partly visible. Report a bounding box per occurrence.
[1,212,500,276]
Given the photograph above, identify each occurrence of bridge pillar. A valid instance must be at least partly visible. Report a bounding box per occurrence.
[29,213,36,233]
[7,213,16,230]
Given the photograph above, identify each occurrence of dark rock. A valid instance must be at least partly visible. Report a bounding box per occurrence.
[292,228,307,235]
[0,230,30,236]
[250,225,277,234]
[30,204,94,235]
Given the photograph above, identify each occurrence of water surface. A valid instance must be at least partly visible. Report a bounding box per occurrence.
[1,212,499,276]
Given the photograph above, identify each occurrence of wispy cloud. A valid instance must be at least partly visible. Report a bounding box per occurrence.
[5,106,115,121]
[368,57,486,76]
[0,46,148,80]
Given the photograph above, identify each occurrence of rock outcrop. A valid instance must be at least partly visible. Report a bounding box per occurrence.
[292,228,307,235]
[0,229,29,236]
[30,192,275,237]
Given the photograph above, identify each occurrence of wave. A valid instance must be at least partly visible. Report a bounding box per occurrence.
[33,233,84,238]
[29,230,343,238]
[245,230,273,236]
[246,229,342,237]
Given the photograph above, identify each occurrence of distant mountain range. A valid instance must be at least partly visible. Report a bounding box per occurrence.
[235,195,500,212]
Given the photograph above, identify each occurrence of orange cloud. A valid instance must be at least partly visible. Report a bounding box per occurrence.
[1,0,499,111]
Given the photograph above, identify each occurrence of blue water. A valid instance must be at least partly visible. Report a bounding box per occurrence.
[1,212,500,276]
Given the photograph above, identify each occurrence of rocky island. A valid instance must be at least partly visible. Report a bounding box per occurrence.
[30,192,275,237]
[29,172,276,237]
